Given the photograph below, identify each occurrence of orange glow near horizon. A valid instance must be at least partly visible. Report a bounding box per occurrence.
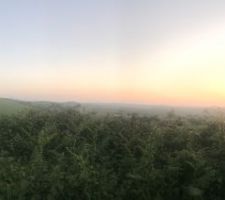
[1,13,225,106]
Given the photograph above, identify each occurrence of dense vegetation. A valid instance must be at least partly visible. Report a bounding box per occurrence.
[0,108,225,199]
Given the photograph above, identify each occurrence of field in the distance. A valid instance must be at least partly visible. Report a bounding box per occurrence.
[0,98,222,117]
[0,98,30,115]
[0,98,79,115]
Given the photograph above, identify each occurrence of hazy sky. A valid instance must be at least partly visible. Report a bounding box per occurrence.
[1,0,225,106]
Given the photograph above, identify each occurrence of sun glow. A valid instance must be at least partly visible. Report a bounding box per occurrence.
[1,1,225,106]
[127,22,225,106]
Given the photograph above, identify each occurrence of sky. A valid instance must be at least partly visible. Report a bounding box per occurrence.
[1,0,225,106]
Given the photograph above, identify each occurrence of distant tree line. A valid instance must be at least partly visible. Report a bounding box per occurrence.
[0,108,225,199]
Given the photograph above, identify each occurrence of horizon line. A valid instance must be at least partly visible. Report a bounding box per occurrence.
[1,96,225,109]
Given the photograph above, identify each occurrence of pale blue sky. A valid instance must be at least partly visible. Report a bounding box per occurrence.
[1,0,225,105]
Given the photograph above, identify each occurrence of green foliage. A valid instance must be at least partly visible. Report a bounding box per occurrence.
[0,109,225,199]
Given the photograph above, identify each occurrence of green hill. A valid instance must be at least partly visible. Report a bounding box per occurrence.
[0,98,81,116]
[0,98,223,117]
[0,98,30,115]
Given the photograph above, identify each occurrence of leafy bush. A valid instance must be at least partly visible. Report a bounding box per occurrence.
[0,109,225,199]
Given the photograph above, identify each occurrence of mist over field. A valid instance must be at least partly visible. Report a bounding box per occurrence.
[1,98,224,117]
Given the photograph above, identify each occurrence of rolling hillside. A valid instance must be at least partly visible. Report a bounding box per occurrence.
[0,98,81,115]
[0,98,30,115]
[0,98,223,117]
